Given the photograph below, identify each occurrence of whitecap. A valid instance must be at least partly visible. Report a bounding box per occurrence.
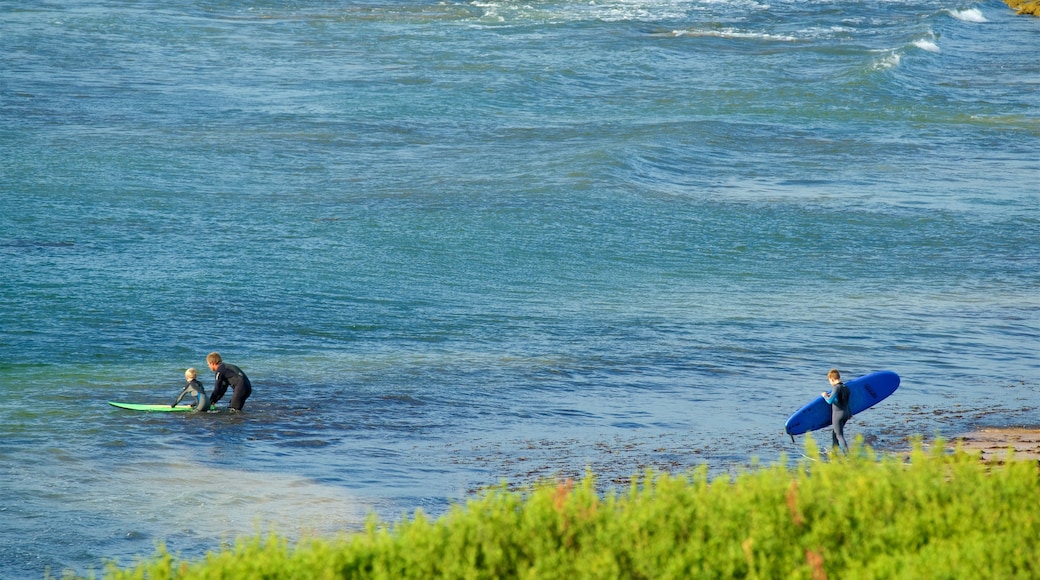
[671,27,798,42]
[949,8,987,23]
[872,51,901,70]
[913,39,941,53]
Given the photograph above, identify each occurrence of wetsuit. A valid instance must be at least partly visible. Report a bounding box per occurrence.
[824,381,851,453]
[211,362,252,411]
[172,379,211,412]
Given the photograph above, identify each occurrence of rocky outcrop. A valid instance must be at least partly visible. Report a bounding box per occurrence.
[1005,0,1040,16]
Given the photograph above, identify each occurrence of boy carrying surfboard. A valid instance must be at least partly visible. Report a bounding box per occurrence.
[822,369,851,454]
[785,370,899,444]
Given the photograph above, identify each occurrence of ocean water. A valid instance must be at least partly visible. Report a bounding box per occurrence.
[1,0,1038,576]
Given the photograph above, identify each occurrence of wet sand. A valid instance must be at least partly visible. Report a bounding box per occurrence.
[948,428,1040,462]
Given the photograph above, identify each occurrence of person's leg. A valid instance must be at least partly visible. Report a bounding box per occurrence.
[229,386,250,411]
[835,416,849,454]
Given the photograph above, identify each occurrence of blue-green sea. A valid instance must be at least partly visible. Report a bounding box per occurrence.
[2,0,1038,576]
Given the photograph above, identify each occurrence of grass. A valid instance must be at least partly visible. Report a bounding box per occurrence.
[79,437,1039,579]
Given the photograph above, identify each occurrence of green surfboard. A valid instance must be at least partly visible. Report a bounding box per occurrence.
[109,401,196,412]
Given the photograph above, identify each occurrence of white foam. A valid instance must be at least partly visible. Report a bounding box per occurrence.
[913,39,940,53]
[872,51,901,70]
[671,27,798,42]
[470,0,764,24]
[949,8,987,23]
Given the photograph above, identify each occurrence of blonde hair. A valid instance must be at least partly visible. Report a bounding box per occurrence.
[185,368,197,380]
[828,368,841,381]
[207,352,222,365]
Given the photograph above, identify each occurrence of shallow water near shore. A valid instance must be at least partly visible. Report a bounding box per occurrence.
[1,0,1038,577]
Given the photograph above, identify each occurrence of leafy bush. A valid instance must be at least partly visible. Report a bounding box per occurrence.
[86,437,1039,579]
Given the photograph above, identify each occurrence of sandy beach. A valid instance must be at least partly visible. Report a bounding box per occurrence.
[949,428,1040,462]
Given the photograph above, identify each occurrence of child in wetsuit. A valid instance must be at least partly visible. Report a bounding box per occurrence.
[172,368,211,412]
[822,368,850,454]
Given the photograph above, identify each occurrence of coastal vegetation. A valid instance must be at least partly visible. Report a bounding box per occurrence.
[1005,0,1040,15]
[83,438,1037,579]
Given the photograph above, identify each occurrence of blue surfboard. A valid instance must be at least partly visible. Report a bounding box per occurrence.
[784,370,900,436]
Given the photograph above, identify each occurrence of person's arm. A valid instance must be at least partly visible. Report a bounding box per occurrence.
[172,386,189,407]
[210,371,228,405]
[822,391,836,404]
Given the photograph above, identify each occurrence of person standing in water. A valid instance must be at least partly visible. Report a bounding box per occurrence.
[822,368,851,454]
[207,352,252,411]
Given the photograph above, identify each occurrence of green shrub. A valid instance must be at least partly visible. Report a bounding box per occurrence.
[87,437,1040,579]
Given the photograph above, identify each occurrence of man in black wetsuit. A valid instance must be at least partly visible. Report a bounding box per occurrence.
[206,352,252,411]
[822,368,850,454]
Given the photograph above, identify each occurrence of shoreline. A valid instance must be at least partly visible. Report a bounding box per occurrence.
[946,427,1040,462]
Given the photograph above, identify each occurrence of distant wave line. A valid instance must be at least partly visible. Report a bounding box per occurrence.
[669,28,799,42]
